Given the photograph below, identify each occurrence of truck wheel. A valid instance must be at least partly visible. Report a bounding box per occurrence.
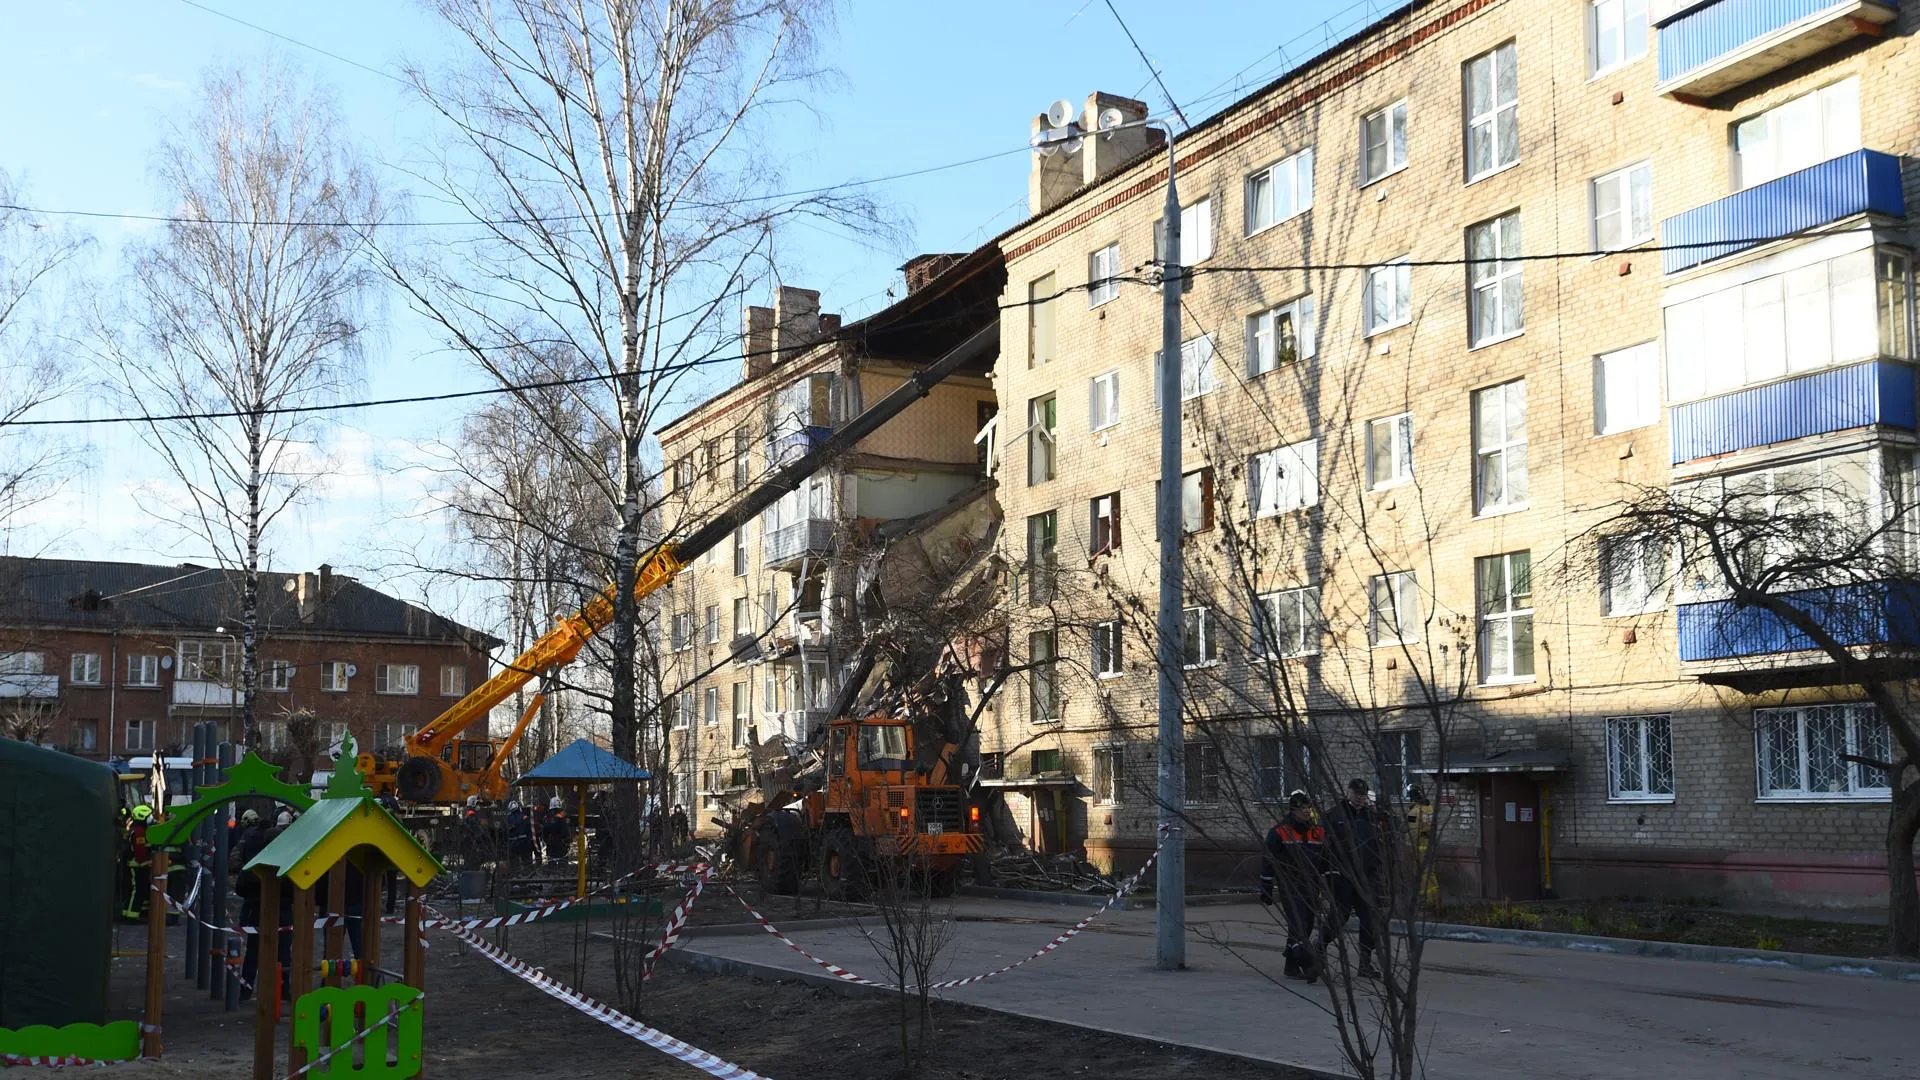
[927,865,960,898]
[395,757,442,803]
[821,827,866,901]
[755,823,800,896]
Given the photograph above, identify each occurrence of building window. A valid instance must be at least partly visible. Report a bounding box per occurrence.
[1376,731,1422,800]
[1028,630,1059,724]
[1027,394,1056,484]
[0,651,44,675]
[125,718,153,752]
[1093,620,1122,678]
[1089,370,1121,431]
[1665,247,1910,402]
[1756,703,1890,800]
[1180,467,1215,534]
[126,654,160,687]
[1090,492,1120,556]
[1369,571,1421,646]
[1588,0,1647,76]
[704,604,721,644]
[732,683,750,747]
[70,652,101,686]
[733,529,748,576]
[1476,551,1534,684]
[702,686,719,726]
[1362,99,1408,183]
[673,689,692,729]
[1464,42,1519,180]
[1591,162,1652,251]
[976,752,1004,781]
[670,612,692,651]
[1245,148,1314,235]
[1593,341,1659,435]
[1181,606,1219,668]
[672,456,695,491]
[1366,412,1414,490]
[1092,745,1125,804]
[1254,587,1319,659]
[1155,334,1217,404]
[1733,78,1860,191]
[733,430,751,490]
[319,661,350,693]
[1030,273,1057,364]
[1184,741,1223,804]
[1364,260,1411,335]
[177,639,234,682]
[1607,714,1674,801]
[375,664,420,695]
[1247,296,1315,375]
[732,597,751,641]
[1601,533,1668,616]
[440,665,466,697]
[1088,243,1121,307]
[1025,510,1058,604]
[1468,211,1524,345]
[262,660,292,692]
[1155,196,1215,289]
[72,718,98,752]
[1248,438,1319,518]
[1473,379,1528,514]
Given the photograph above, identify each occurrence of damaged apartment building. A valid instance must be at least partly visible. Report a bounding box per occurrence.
[654,252,1004,829]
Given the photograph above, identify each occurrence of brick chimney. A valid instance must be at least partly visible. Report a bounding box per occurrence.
[294,572,319,620]
[1081,92,1159,188]
[1028,110,1082,216]
[772,285,823,363]
[741,304,775,380]
[902,253,967,294]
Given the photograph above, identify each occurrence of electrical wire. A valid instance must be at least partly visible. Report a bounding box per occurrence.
[171,0,409,87]
[1102,0,1191,130]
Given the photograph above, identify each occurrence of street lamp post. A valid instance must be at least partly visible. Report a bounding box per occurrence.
[1034,106,1185,970]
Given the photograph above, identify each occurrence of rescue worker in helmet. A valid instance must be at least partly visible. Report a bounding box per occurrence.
[1259,790,1327,981]
[121,803,155,920]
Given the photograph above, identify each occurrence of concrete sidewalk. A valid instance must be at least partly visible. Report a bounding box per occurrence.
[682,896,1916,1079]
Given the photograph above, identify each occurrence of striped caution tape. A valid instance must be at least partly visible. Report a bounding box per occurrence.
[640,865,711,981]
[726,836,1163,991]
[434,913,771,1080]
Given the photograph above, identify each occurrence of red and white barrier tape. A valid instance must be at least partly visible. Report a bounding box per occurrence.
[434,913,770,1080]
[641,866,711,981]
[277,992,423,1080]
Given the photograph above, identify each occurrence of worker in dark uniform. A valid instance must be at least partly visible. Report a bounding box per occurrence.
[1325,778,1385,979]
[1259,790,1327,981]
[505,801,534,867]
[543,795,571,865]
[232,811,274,999]
[121,804,154,920]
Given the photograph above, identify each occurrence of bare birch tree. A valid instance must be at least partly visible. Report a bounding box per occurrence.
[98,63,383,746]
[0,175,87,544]
[383,0,882,778]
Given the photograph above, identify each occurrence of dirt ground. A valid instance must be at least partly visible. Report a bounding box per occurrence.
[1443,898,1890,958]
[104,911,1311,1080]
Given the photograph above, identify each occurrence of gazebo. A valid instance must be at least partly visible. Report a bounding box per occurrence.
[517,739,650,897]
[245,739,441,1080]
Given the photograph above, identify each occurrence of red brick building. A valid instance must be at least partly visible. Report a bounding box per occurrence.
[0,557,498,764]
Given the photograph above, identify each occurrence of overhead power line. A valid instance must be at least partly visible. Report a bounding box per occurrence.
[172,0,409,86]
[1102,0,1191,130]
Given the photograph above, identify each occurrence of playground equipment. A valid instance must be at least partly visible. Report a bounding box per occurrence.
[515,738,651,898]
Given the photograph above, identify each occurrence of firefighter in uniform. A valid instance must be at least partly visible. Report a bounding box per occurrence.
[1259,790,1327,981]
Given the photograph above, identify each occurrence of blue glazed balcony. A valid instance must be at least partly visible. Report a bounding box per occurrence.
[1656,0,1896,100]
[1670,359,1917,464]
[1678,581,1920,667]
[1662,149,1905,275]
[765,424,831,469]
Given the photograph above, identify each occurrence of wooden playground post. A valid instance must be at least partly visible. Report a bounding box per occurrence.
[324,870,347,987]
[405,880,427,1080]
[143,850,167,1058]
[252,871,279,1080]
[361,864,384,978]
[288,885,315,1078]
[575,781,589,898]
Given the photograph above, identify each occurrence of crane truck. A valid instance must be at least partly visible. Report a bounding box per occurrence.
[357,320,1000,894]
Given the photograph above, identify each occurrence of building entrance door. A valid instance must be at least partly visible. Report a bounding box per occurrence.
[1478,774,1542,900]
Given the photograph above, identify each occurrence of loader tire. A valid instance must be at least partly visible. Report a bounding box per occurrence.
[395,757,442,803]
[755,822,800,896]
[821,827,866,901]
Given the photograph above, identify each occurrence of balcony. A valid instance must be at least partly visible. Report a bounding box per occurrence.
[765,425,830,469]
[772,709,828,744]
[1670,359,1917,464]
[763,517,834,569]
[170,680,239,709]
[1678,581,1920,687]
[1656,0,1896,100]
[0,673,59,700]
[1662,149,1905,275]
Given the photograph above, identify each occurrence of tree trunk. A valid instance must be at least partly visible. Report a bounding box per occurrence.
[242,414,263,749]
[1889,777,1920,958]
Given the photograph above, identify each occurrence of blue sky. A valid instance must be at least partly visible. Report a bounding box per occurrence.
[3,0,1364,612]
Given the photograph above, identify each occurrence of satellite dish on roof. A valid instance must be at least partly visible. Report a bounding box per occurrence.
[1098,107,1127,133]
[345,663,358,678]
[1046,98,1076,129]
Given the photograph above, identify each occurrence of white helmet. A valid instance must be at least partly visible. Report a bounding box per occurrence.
[549,796,563,810]
[275,810,294,827]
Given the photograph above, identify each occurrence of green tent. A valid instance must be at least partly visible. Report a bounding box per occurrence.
[0,740,119,1028]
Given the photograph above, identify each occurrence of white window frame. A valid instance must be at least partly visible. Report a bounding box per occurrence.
[1361,99,1408,184]
[732,597,751,640]
[1366,412,1414,490]
[1028,394,1057,484]
[1184,741,1224,806]
[1468,211,1524,346]
[318,661,350,693]
[1464,42,1519,181]
[1364,260,1412,335]
[1755,703,1891,801]
[1181,605,1220,668]
[1155,334,1217,404]
[375,663,420,696]
[1606,714,1675,802]
[1591,161,1653,252]
[124,717,153,752]
[1092,620,1123,678]
[674,689,693,729]
[732,682,750,748]
[126,654,160,688]
[0,651,45,676]
[440,664,466,697]
[1732,78,1861,191]
[1029,273,1057,366]
[1244,148,1315,236]
[1089,370,1121,431]
[1601,533,1669,617]
[1248,438,1319,518]
[704,604,721,644]
[671,611,692,651]
[1092,744,1125,804]
[70,652,101,686]
[177,639,234,682]
[1155,196,1215,268]
[1473,379,1529,515]
[1247,296,1316,376]
[1029,630,1060,723]
[1088,243,1121,307]
[1594,341,1660,435]
[703,686,720,726]
[1090,491,1120,556]
[262,659,293,692]
[1588,0,1648,77]
[1369,571,1422,646]
[1254,587,1320,660]
[1477,550,1535,684]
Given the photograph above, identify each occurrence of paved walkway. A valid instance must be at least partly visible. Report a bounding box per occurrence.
[684,896,1916,1079]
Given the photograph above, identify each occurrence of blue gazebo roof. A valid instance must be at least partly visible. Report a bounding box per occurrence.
[517,739,653,784]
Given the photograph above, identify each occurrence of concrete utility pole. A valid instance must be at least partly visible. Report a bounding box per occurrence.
[1033,102,1185,971]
